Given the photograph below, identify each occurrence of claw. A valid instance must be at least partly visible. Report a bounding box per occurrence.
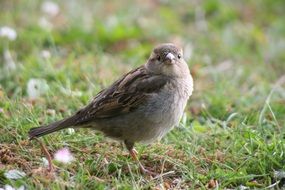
[129,148,157,176]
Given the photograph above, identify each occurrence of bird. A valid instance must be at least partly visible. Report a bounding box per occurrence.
[29,43,194,174]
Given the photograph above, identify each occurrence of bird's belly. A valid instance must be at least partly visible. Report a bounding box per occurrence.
[135,91,187,143]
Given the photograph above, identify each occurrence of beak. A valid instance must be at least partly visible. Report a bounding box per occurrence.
[165,53,175,64]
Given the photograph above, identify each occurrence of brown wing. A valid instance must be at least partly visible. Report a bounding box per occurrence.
[73,66,169,125]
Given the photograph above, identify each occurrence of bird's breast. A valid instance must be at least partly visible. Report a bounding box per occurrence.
[138,77,193,143]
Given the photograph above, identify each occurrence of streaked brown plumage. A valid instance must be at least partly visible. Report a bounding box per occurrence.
[29,43,193,174]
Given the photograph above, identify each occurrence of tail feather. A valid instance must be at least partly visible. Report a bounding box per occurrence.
[29,116,76,139]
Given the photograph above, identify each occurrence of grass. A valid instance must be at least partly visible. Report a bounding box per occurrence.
[1,0,285,189]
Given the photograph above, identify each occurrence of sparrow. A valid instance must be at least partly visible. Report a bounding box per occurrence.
[29,43,193,174]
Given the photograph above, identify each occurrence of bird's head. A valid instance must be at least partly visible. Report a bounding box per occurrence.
[145,43,190,78]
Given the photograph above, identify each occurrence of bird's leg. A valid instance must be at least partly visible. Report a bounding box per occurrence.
[33,137,54,172]
[129,148,155,175]
[124,140,156,176]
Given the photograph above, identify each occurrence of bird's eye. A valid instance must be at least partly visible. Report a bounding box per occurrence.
[178,54,181,59]
[157,55,161,61]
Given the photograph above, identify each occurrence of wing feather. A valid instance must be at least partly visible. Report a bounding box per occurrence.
[74,66,169,125]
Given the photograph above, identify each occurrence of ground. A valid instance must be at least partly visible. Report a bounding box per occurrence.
[0,0,285,189]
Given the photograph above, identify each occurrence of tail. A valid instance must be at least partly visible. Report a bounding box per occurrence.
[29,116,77,139]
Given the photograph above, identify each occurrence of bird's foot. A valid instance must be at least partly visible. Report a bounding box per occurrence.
[128,148,157,176]
[138,164,157,176]
[33,137,54,172]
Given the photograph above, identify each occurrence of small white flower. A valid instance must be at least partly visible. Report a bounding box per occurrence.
[41,1,59,17]
[41,157,49,167]
[67,128,75,135]
[3,185,25,190]
[106,16,118,29]
[238,185,249,190]
[274,170,285,179]
[3,185,14,190]
[46,109,56,116]
[54,148,74,164]
[4,169,26,179]
[3,49,16,71]
[18,186,25,190]
[38,17,53,30]
[0,26,17,41]
[27,78,49,99]
[201,103,206,109]
[41,50,51,59]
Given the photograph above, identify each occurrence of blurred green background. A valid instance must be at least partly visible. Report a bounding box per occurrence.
[0,0,285,189]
